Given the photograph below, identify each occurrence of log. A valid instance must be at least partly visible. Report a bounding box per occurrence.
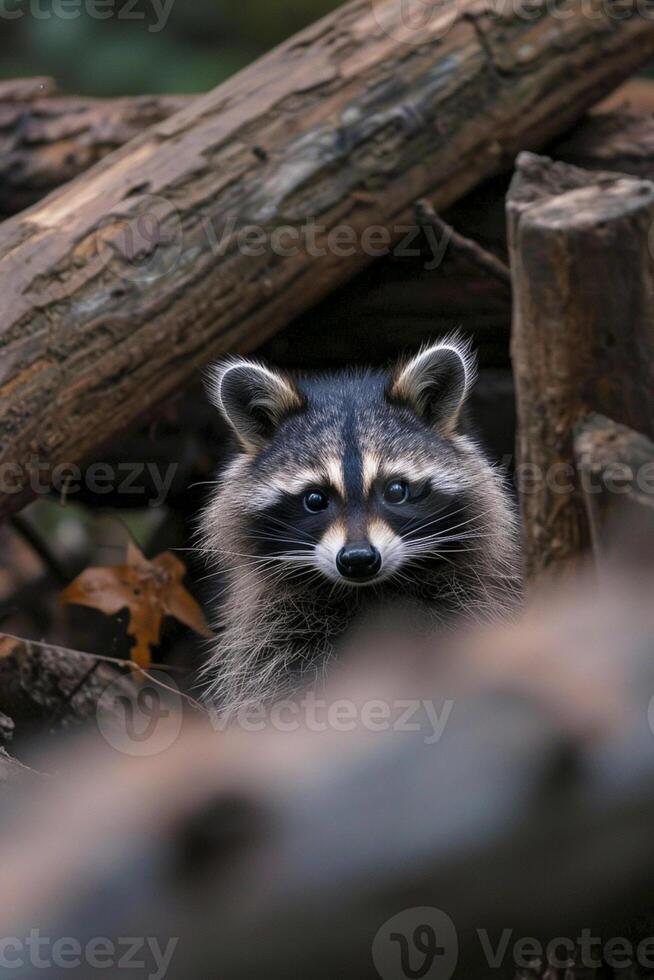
[0,78,191,217]
[575,413,654,566]
[0,634,136,743]
[1,75,653,225]
[1,77,653,381]
[507,153,654,578]
[553,109,654,181]
[2,0,654,516]
[1,566,654,978]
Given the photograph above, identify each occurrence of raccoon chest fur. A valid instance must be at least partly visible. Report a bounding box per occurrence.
[200,338,521,710]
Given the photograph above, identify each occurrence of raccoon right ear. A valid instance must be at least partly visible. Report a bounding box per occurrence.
[208,359,304,452]
[389,338,476,436]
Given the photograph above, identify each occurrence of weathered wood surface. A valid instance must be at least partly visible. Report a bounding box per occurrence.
[2,0,654,516]
[553,109,654,180]
[0,633,136,741]
[0,78,190,217]
[2,77,654,380]
[575,413,654,565]
[508,153,654,578]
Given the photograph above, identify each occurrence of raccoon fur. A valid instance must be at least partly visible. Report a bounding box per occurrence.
[200,338,521,709]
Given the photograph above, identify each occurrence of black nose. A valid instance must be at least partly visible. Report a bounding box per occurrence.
[336,542,382,581]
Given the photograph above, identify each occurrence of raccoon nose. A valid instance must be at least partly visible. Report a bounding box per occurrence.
[336,542,382,581]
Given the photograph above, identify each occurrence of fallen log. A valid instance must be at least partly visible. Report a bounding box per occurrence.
[2,0,654,517]
[1,79,654,381]
[507,153,654,578]
[0,78,190,217]
[0,634,136,743]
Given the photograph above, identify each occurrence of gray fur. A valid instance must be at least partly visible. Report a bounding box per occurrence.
[200,339,522,710]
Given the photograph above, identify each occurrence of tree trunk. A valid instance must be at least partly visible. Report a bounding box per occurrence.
[507,152,654,578]
[0,78,190,217]
[2,0,654,516]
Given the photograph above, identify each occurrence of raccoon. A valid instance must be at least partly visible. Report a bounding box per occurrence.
[200,338,521,709]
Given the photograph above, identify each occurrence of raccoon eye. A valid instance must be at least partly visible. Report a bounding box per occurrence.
[384,480,409,505]
[304,489,329,513]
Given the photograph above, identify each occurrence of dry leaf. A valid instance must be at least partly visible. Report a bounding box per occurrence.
[60,541,212,668]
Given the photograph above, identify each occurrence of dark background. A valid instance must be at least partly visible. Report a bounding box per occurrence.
[0,0,341,95]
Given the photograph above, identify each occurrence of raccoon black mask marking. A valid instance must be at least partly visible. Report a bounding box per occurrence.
[200,338,521,709]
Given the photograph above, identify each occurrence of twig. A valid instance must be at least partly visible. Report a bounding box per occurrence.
[415,198,512,286]
[0,633,206,713]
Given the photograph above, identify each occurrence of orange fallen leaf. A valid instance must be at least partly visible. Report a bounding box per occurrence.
[60,541,212,669]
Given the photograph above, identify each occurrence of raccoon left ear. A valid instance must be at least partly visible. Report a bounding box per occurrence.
[389,339,476,435]
[208,358,304,452]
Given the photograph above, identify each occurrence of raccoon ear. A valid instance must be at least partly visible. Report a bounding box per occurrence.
[209,359,304,452]
[389,339,476,435]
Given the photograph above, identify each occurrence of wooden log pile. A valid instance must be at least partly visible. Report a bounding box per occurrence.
[2,0,654,516]
[0,2,654,977]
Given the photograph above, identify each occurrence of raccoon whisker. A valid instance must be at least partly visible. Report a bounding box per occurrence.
[188,480,223,490]
[247,538,315,553]
[405,531,486,551]
[258,515,316,543]
[403,508,489,541]
[398,504,470,538]
[403,527,486,549]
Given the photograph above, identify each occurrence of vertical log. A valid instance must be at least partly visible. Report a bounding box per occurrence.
[574,412,654,567]
[507,152,654,577]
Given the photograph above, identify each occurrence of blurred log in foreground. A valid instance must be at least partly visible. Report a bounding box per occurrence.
[508,152,654,579]
[3,1,654,517]
[1,563,654,978]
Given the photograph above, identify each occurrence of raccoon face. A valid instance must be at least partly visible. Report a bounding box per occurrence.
[208,340,483,590]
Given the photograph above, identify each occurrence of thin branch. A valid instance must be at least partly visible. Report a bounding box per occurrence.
[415,198,512,286]
[0,632,206,714]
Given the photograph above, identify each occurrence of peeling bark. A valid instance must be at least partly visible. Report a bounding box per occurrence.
[0,78,190,216]
[2,0,654,516]
[508,152,654,577]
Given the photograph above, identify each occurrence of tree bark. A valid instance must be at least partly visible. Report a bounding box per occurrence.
[574,412,654,567]
[0,633,135,741]
[2,0,654,516]
[553,108,654,180]
[507,152,654,578]
[0,78,191,217]
[1,81,654,382]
